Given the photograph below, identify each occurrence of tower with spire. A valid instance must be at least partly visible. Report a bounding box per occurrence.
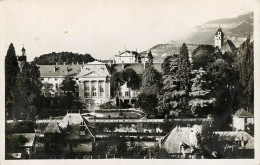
[214,23,224,49]
[17,46,27,71]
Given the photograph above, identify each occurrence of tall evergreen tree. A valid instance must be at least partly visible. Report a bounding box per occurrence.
[156,54,179,117]
[238,36,254,112]
[11,62,43,120]
[141,51,162,95]
[175,43,192,116]
[157,43,192,117]
[5,43,19,118]
[189,68,214,117]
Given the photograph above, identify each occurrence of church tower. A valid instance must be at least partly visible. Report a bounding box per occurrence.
[17,47,27,71]
[214,24,224,49]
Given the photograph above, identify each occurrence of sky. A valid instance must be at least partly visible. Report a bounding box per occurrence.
[0,0,256,61]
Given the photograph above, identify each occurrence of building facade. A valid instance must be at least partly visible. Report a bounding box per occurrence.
[38,61,111,104]
[233,108,254,131]
[114,50,149,64]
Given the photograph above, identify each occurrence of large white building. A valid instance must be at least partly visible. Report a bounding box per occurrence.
[38,61,111,104]
[114,50,149,64]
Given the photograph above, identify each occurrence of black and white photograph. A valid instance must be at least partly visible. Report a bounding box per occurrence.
[0,0,259,163]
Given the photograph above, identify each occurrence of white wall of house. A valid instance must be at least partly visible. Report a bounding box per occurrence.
[41,76,64,91]
[115,55,136,63]
[233,116,254,131]
[119,82,138,100]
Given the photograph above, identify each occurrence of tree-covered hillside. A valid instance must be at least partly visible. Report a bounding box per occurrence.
[34,52,96,65]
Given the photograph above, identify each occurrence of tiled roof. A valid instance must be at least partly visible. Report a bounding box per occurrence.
[59,113,85,128]
[11,133,36,147]
[76,61,110,77]
[116,50,139,57]
[58,113,94,140]
[38,61,110,77]
[221,40,236,52]
[44,121,62,134]
[113,63,162,75]
[234,109,254,118]
[64,124,93,140]
[162,125,202,154]
[215,131,254,149]
[38,65,81,77]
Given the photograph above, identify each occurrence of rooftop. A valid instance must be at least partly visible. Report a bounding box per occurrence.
[43,120,62,134]
[38,61,110,77]
[221,40,237,52]
[113,63,162,75]
[38,65,81,77]
[76,61,110,77]
[162,125,202,154]
[234,108,254,118]
[215,28,224,36]
[58,113,94,140]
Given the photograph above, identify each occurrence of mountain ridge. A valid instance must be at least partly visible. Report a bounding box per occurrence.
[141,12,253,63]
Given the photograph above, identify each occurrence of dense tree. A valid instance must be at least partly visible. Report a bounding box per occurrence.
[137,51,162,117]
[191,44,215,69]
[5,43,19,94]
[238,37,254,112]
[60,76,76,94]
[5,134,29,159]
[141,53,162,95]
[189,68,214,117]
[137,93,158,118]
[5,43,19,118]
[157,43,192,117]
[176,43,192,116]
[197,124,239,158]
[33,52,95,65]
[10,62,43,120]
[110,72,123,97]
[156,54,179,117]
[205,58,238,130]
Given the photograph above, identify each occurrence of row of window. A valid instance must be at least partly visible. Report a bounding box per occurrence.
[85,87,104,92]
[119,91,136,97]
[85,91,104,98]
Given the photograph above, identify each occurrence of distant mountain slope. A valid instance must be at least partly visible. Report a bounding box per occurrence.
[34,52,96,65]
[140,43,199,63]
[181,12,253,46]
[141,12,253,63]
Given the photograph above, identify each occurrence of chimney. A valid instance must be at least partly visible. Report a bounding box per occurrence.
[143,61,146,70]
[54,67,56,72]
[63,62,65,65]
[79,121,86,135]
[77,62,79,65]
